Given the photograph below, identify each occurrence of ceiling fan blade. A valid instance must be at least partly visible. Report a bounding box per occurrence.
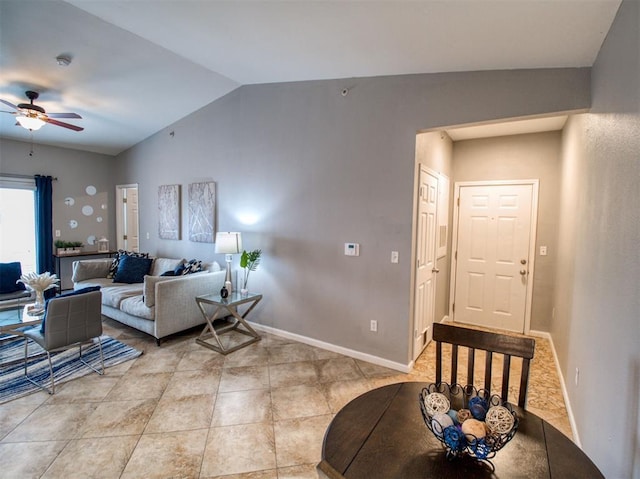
[45,117,84,132]
[1,110,16,114]
[1,99,18,110]
[47,112,82,119]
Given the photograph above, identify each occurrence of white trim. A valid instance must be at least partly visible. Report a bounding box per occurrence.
[528,329,581,447]
[248,321,412,373]
[449,179,539,335]
[0,175,36,190]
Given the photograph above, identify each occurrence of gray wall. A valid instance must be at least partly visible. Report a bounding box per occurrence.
[115,68,590,366]
[0,139,117,287]
[451,131,562,332]
[553,1,639,477]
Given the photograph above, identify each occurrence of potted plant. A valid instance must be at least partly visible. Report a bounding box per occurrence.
[240,249,262,295]
[55,240,67,255]
[70,241,84,253]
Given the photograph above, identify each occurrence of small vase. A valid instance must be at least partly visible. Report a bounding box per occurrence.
[34,290,45,309]
[240,288,249,296]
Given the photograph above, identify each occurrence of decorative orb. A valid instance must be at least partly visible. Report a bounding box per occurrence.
[431,412,454,438]
[485,406,515,434]
[457,408,471,423]
[461,418,486,440]
[423,392,450,416]
[447,409,460,425]
[443,425,466,452]
[86,185,97,196]
[82,205,94,216]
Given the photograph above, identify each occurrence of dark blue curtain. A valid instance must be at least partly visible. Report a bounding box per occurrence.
[34,175,54,274]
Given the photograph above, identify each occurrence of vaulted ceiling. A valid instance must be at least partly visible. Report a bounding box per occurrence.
[0,0,621,155]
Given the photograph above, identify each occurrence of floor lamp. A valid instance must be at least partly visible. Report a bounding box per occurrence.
[215,232,242,292]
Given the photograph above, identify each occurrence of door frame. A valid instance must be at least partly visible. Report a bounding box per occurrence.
[448,179,539,334]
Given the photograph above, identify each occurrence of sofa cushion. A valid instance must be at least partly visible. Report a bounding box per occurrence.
[151,257,185,277]
[107,250,150,279]
[143,275,175,307]
[72,259,111,282]
[113,256,153,284]
[119,295,154,320]
[0,262,26,294]
[202,261,222,272]
[100,283,143,309]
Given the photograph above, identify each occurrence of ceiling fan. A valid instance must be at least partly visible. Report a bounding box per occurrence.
[0,90,83,132]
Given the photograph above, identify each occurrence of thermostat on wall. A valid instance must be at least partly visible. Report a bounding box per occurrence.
[344,243,360,256]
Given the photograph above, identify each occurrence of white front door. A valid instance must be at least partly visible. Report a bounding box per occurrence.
[452,183,536,332]
[413,166,438,359]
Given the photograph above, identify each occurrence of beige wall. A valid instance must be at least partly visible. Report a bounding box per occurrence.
[451,131,562,331]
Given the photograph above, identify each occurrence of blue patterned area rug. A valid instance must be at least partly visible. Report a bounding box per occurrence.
[0,336,142,404]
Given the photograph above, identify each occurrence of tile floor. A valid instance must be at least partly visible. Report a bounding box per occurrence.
[0,318,572,478]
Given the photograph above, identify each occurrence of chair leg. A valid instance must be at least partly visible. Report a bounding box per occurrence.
[79,338,105,376]
[23,338,55,395]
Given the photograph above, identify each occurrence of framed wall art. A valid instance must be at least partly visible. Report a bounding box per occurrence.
[158,184,181,240]
[188,181,216,243]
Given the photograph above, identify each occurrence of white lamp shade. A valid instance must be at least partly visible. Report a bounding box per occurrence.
[16,115,46,131]
[215,232,242,254]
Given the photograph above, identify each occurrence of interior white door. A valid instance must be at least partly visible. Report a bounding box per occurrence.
[453,184,533,332]
[116,184,139,252]
[413,166,438,359]
[126,187,139,252]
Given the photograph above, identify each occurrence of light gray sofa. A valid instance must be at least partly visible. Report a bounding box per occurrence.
[72,257,225,344]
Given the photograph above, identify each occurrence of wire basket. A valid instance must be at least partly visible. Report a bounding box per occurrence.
[419,382,518,463]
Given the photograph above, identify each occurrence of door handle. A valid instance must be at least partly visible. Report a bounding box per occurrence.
[520,270,527,276]
[432,268,440,273]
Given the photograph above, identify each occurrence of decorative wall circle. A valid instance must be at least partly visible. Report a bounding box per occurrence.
[69,220,78,229]
[82,205,94,216]
[64,197,75,206]
[96,217,103,223]
[86,185,97,196]
[87,235,96,245]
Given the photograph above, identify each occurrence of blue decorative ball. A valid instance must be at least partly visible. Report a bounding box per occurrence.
[443,425,466,452]
[447,409,460,424]
[469,396,489,420]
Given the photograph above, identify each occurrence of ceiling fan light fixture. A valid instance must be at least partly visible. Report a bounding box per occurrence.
[16,115,46,131]
[56,54,72,67]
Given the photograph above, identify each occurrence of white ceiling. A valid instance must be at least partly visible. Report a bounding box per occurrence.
[0,0,621,156]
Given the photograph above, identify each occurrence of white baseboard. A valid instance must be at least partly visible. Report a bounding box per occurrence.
[248,321,412,374]
[528,329,581,447]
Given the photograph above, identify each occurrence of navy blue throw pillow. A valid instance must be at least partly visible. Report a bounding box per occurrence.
[160,270,176,276]
[41,286,101,333]
[173,264,185,276]
[113,255,153,284]
[0,262,26,294]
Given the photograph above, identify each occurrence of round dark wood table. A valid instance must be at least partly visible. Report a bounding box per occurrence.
[318,382,604,479]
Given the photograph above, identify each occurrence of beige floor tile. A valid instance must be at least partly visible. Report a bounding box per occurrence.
[278,463,322,479]
[0,441,67,479]
[126,348,184,374]
[314,358,363,383]
[222,342,270,368]
[45,374,119,404]
[268,343,316,364]
[121,429,208,479]
[161,369,221,400]
[205,470,278,479]
[41,435,138,479]
[272,384,331,420]
[0,393,49,440]
[145,393,215,433]
[79,399,156,437]
[219,365,270,392]
[201,423,276,477]
[211,389,272,426]
[3,403,97,441]
[273,415,333,468]
[269,361,319,388]
[177,348,226,371]
[105,371,172,400]
[320,378,371,413]
[354,359,399,378]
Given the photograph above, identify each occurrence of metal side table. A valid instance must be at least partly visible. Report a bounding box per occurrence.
[195,291,262,354]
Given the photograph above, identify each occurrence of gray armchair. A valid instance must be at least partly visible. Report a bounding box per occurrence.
[23,289,104,394]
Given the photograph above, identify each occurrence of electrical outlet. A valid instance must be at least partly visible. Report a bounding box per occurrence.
[391,251,399,263]
[370,320,378,332]
[575,367,580,386]
[146,232,150,239]
[540,246,548,256]
[55,230,61,237]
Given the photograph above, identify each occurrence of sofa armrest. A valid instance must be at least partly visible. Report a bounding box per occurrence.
[153,270,226,338]
[72,259,112,283]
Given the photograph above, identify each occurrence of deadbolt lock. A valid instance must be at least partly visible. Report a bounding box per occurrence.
[521,259,527,265]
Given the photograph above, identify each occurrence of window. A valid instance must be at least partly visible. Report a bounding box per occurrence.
[0,180,37,274]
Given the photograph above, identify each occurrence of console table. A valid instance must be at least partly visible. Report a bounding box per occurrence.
[319,382,604,478]
[195,291,262,354]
